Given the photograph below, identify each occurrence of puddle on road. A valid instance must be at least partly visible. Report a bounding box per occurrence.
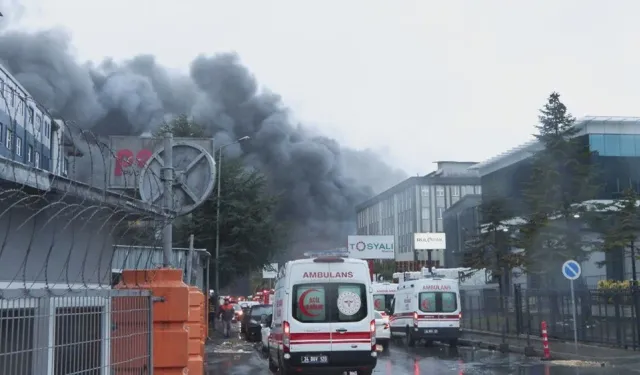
[207,340,255,354]
[550,360,608,368]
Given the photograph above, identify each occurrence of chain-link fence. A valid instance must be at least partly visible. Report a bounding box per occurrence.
[461,285,640,349]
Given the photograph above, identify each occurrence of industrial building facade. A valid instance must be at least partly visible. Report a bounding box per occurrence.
[355,161,480,271]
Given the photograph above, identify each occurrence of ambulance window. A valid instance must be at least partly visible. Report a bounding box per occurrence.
[419,292,457,313]
[441,293,457,312]
[292,285,327,322]
[336,284,367,322]
[373,294,394,312]
[419,292,437,312]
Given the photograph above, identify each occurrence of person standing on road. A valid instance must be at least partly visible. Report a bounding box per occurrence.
[218,298,234,338]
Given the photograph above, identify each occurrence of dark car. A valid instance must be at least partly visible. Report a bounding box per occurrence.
[241,304,272,342]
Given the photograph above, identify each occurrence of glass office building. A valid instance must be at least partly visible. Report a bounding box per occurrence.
[472,117,640,283]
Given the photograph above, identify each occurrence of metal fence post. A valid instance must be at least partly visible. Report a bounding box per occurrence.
[514,284,523,334]
[525,288,532,347]
[148,293,154,375]
[633,286,640,348]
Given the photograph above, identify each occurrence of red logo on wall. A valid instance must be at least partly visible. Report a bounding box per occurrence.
[114,149,153,176]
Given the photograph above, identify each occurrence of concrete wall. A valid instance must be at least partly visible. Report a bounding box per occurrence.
[0,194,118,287]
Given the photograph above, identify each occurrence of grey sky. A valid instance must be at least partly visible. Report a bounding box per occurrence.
[8,0,640,175]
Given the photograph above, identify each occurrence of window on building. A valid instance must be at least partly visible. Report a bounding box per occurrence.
[451,186,460,197]
[27,145,33,163]
[436,186,444,197]
[34,151,40,168]
[36,114,42,132]
[5,129,12,150]
[603,134,621,156]
[45,121,51,138]
[437,207,444,219]
[27,107,34,124]
[421,208,430,220]
[0,78,4,97]
[10,88,15,106]
[422,219,430,232]
[63,157,69,176]
[421,186,429,197]
[620,135,635,157]
[588,133,640,157]
[589,134,605,155]
[16,137,22,156]
[474,186,482,194]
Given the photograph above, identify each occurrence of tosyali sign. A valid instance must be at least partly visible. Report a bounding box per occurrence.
[347,235,395,260]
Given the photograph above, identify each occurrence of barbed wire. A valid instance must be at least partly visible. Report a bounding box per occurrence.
[0,85,193,299]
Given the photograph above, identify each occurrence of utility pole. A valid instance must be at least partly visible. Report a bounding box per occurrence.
[162,132,174,267]
[214,146,222,297]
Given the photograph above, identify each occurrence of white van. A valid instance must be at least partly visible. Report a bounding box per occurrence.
[268,257,377,375]
[371,282,398,318]
[389,276,461,347]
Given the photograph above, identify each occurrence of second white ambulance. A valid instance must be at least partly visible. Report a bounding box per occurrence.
[268,257,377,375]
[371,282,398,318]
[389,274,461,347]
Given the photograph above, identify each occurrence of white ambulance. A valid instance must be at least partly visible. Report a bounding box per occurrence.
[371,282,398,318]
[389,275,461,347]
[267,256,377,375]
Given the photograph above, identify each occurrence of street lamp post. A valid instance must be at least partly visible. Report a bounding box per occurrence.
[214,136,250,300]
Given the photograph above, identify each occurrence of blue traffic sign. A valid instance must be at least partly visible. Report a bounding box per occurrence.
[562,260,582,280]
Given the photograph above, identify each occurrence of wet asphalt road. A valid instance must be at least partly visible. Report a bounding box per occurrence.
[206,324,635,374]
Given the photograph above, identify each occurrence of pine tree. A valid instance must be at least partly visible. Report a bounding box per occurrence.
[599,188,640,284]
[464,196,523,287]
[518,92,600,287]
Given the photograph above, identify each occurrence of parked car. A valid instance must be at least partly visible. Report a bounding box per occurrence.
[260,314,273,356]
[241,304,272,341]
[374,311,390,350]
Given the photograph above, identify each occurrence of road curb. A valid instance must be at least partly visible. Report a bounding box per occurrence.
[458,330,636,368]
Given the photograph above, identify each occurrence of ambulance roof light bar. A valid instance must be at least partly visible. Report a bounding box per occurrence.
[403,272,421,281]
[313,256,345,263]
[422,273,446,279]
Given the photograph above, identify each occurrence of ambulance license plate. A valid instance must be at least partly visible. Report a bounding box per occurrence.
[425,329,438,334]
[301,355,328,364]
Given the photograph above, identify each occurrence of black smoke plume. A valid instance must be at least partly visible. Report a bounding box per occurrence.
[0,26,406,253]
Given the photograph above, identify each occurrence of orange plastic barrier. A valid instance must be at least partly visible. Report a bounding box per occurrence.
[114,268,192,375]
